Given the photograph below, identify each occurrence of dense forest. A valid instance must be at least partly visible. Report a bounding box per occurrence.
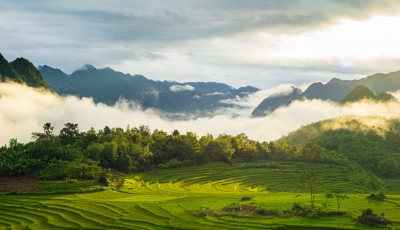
[279,116,400,179]
[0,122,364,181]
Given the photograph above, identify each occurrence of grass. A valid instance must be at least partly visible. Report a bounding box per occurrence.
[0,161,399,229]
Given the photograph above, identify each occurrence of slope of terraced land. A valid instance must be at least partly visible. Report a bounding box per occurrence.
[0,162,399,229]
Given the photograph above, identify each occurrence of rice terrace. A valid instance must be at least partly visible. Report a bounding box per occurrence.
[1,161,400,229]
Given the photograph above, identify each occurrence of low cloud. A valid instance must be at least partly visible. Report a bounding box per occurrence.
[2,82,400,146]
[203,92,230,96]
[220,84,295,109]
[169,84,195,92]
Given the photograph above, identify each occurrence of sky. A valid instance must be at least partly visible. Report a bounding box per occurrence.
[1,0,400,88]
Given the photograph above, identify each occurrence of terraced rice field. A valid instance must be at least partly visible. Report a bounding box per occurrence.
[1,162,399,229]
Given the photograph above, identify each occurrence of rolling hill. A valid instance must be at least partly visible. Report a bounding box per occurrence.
[278,115,400,179]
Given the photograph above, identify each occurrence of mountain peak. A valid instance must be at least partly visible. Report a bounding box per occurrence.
[83,64,97,71]
[340,85,396,104]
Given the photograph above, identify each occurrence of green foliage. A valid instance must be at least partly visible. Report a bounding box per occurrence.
[291,202,312,217]
[325,189,349,211]
[0,120,391,191]
[299,171,319,208]
[10,57,51,89]
[236,162,278,169]
[280,116,400,179]
[254,208,283,217]
[358,208,392,226]
[367,191,387,201]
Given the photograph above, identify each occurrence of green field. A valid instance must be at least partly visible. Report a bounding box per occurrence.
[1,162,399,229]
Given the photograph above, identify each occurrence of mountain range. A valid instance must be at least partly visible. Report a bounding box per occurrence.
[38,64,259,118]
[252,70,400,117]
[2,53,400,119]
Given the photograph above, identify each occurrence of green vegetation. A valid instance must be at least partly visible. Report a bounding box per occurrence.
[2,122,371,185]
[1,162,399,229]
[340,85,396,104]
[0,53,50,89]
[279,115,400,182]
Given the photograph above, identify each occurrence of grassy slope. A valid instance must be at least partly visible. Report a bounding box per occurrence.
[0,162,399,229]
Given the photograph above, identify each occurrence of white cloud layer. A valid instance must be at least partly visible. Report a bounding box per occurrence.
[169,84,195,92]
[2,83,400,146]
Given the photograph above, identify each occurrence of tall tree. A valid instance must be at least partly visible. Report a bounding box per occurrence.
[325,189,349,211]
[299,171,319,209]
[59,123,80,145]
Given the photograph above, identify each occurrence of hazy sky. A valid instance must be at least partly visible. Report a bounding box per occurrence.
[1,0,400,88]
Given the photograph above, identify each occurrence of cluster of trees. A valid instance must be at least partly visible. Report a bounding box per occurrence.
[0,123,363,179]
[281,117,400,179]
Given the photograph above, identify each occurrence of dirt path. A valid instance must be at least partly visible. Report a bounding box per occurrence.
[0,175,39,193]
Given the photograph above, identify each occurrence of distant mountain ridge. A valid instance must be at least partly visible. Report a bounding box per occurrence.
[0,53,50,90]
[251,87,303,117]
[252,70,400,117]
[39,64,259,116]
[340,85,396,104]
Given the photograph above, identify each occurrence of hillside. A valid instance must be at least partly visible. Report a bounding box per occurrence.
[252,70,400,116]
[278,115,400,179]
[0,53,50,89]
[340,85,396,104]
[39,65,259,116]
[251,87,303,117]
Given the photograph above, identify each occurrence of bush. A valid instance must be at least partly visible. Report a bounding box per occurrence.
[254,208,283,217]
[366,191,386,200]
[358,208,391,226]
[291,202,312,217]
[317,210,346,217]
[306,212,319,219]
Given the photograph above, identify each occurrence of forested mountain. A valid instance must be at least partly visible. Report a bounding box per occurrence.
[278,115,400,179]
[39,65,259,116]
[0,53,50,89]
[251,87,303,117]
[340,85,396,104]
[252,70,400,116]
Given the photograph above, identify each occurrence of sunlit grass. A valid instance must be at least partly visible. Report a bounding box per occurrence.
[0,161,399,229]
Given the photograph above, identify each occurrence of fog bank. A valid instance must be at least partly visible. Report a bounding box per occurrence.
[1,82,400,146]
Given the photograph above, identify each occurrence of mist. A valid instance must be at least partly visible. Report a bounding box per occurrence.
[2,82,400,146]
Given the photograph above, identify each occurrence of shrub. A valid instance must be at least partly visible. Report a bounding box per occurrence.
[358,208,391,226]
[254,208,283,217]
[291,202,312,217]
[366,191,386,200]
[306,211,319,219]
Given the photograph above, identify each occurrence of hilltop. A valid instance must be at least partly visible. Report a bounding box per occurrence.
[340,85,396,104]
[0,53,50,90]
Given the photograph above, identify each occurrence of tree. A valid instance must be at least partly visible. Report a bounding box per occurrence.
[59,123,80,145]
[299,171,319,209]
[325,189,349,211]
[43,122,54,136]
[31,122,56,148]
